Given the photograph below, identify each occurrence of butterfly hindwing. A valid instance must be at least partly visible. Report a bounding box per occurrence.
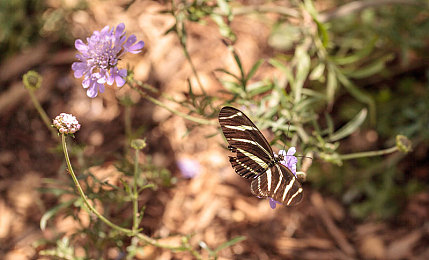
[250,164,303,206]
[218,106,304,206]
[219,106,274,179]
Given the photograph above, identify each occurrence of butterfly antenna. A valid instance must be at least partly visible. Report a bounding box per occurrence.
[295,155,313,160]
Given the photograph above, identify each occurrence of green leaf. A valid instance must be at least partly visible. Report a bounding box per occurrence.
[329,108,368,142]
[268,23,301,50]
[344,54,393,79]
[220,80,244,96]
[325,112,334,135]
[294,46,311,102]
[332,37,377,65]
[215,68,240,81]
[309,62,325,80]
[214,236,246,254]
[247,81,273,97]
[336,71,376,124]
[326,65,337,106]
[246,59,264,82]
[210,13,236,41]
[304,0,329,46]
[40,200,75,230]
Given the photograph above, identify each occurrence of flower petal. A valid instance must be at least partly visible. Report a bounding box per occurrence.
[87,85,98,98]
[75,39,88,53]
[269,198,281,209]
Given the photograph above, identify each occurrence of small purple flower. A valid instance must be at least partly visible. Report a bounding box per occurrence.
[72,23,144,98]
[177,158,201,178]
[269,198,281,209]
[268,147,298,209]
[278,147,297,177]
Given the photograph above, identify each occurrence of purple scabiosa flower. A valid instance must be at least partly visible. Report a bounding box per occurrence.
[268,147,298,209]
[71,23,144,98]
[53,113,81,134]
[278,147,298,177]
[177,158,201,179]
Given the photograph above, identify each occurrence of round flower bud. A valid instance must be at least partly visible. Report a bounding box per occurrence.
[131,139,147,150]
[23,70,42,90]
[396,135,412,153]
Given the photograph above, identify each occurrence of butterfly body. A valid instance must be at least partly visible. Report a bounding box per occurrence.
[218,106,303,206]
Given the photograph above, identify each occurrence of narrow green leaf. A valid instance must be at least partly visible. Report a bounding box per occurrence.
[294,46,311,102]
[329,108,368,142]
[336,71,376,124]
[221,80,244,96]
[40,200,75,230]
[309,62,325,80]
[269,58,288,74]
[247,81,273,97]
[210,13,236,41]
[214,236,247,254]
[344,54,393,79]
[332,37,377,65]
[246,59,264,81]
[301,88,326,100]
[326,65,337,106]
[215,68,240,81]
[325,112,334,135]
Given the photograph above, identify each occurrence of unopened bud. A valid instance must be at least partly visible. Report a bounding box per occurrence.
[23,70,42,90]
[396,135,412,153]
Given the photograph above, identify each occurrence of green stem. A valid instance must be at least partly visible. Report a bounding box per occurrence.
[124,105,132,156]
[338,146,398,161]
[28,89,57,138]
[181,45,206,95]
[132,148,139,231]
[61,134,202,257]
[226,5,299,17]
[129,84,215,125]
[61,134,132,235]
[124,105,132,139]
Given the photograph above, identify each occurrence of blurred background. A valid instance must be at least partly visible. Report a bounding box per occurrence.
[0,0,428,259]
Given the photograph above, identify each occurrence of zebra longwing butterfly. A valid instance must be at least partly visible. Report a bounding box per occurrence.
[218,106,303,206]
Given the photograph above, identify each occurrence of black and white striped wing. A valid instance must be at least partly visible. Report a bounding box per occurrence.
[219,106,274,179]
[251,163,303,206]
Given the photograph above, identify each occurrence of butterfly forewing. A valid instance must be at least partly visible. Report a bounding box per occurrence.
[219,107,274,178]
[250,164,303,206]
[218,106,304,207]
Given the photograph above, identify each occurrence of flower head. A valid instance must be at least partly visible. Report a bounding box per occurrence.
[53,113,81,134]
[23,70,42,90]
[278,147,298,177]
[72,23,144,98]
[268,147,298,209]
[177,158,201,179]
[396,135,412,153]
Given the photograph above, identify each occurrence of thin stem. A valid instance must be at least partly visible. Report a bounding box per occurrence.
[129,84,215,125]
[338,146,398,161]
[28,89,57,138]
[124,105,132,156]
[182,45,206,95]
[226,5,299,17]
[132,148,139,231]
[61,134,132,235]
[319,0,423,23]
[124,105,132,139]
[61,134,202,257]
